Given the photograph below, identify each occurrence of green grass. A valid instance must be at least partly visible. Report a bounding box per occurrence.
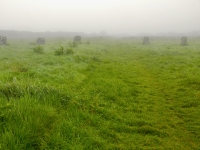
[0,37,200,149]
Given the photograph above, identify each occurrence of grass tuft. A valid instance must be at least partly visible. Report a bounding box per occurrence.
[33,45,44,54]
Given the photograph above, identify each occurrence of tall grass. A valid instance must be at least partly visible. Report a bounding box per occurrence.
[0,37,200,149]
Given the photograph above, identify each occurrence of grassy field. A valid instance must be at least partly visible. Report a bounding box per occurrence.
[0,37,200,149]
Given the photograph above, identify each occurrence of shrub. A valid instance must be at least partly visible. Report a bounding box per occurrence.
[33,45,44,54]
[55,46,64,56]
[66,48,74,55]
[54,46,74,56]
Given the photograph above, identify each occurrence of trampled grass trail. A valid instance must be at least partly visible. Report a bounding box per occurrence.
[67,40,200,149]
[130,58,199,149]
[127,45,200,149]
[0,38,200,149]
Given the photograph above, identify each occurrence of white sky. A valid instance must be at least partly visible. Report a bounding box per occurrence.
[1,0,200,35]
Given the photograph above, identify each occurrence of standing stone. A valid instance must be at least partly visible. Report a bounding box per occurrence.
[142,36,149,45]
[181,36,188,46]
[0,36,7,45]
[74,36,81,43]
[36,38,45,45]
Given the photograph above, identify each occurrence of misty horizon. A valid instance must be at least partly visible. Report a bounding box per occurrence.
[1,0,200,35]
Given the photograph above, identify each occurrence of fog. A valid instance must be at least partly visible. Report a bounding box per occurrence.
[1,0,200,35]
